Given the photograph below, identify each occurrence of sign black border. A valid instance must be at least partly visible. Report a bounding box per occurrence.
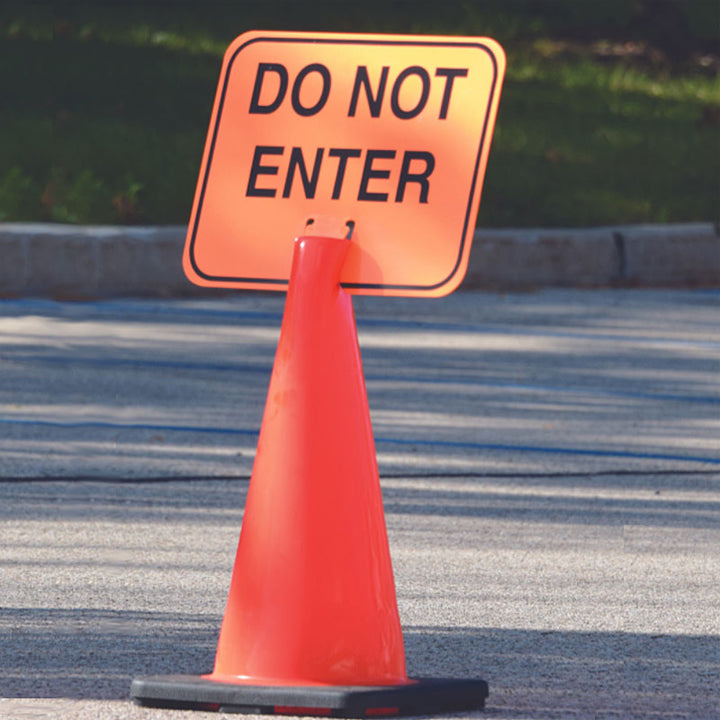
[188,35,500,293]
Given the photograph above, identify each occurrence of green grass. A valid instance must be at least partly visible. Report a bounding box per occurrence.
[1,1,718,227]
[485,51,720,225]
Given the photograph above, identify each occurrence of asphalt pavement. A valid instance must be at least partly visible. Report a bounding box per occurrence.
[1,288,719,719]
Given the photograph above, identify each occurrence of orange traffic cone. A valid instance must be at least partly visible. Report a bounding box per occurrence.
[131,229,488,716]
[209,231,407,686]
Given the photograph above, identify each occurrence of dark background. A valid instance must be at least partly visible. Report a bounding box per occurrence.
[1,0,718,227]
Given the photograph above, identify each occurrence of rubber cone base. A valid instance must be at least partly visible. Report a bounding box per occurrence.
[130,675,488,717]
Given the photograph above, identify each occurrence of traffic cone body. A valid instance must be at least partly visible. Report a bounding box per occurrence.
[208,234,408,687]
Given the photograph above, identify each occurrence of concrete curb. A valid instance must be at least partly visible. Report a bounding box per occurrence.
[469,223,720,290]
[0,222,718,298]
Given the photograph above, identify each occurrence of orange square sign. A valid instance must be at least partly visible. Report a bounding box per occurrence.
[184,31,505,297]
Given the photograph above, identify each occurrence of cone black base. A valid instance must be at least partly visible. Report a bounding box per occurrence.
[130,675,489,717]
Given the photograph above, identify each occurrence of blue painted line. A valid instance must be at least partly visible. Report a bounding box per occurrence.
[1,354,270,375]
[2,417,719,466]
[366,374,720,405]
[0,417,252,436]
[376,436,720,466]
